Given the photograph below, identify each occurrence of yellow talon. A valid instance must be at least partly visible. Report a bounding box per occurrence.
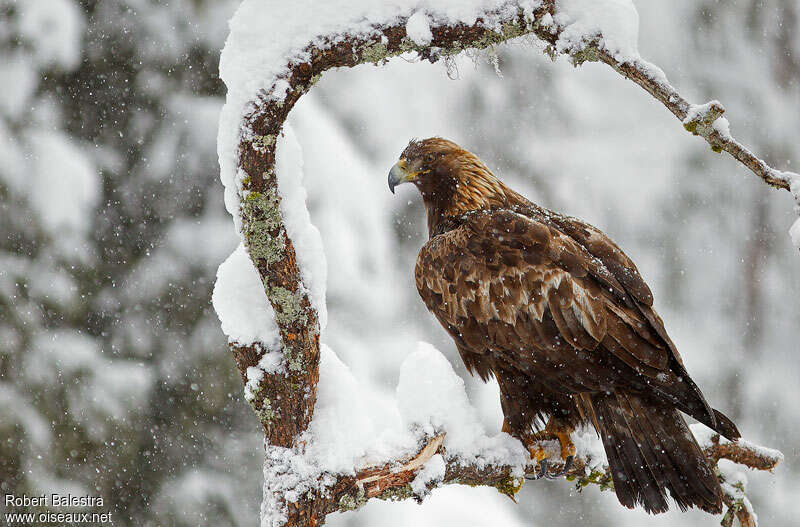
[503,417,575,466]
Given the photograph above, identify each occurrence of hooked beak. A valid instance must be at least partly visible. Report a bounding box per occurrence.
[388,159,414,194]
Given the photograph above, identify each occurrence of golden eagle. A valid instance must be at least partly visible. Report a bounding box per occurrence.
[388,137,739,514]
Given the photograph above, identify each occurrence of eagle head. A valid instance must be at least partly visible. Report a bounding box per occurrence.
[388,137,523,230]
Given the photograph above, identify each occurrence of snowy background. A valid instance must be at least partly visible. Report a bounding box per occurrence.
[1,1,798,526]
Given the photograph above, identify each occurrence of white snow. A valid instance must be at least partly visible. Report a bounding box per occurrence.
[303,345,414,474]
[259,342,529,526]
[691,423,785,465]
[717,460,758,526]
[300,342,527,478]
[790,217,800,250]
[554,0,639,62]
[245,367,266,402]
[212,243,281,350]
[406,11,433,46]
[17,0,85,70]
[212,242,286,402]
[24,330,153,440]
[572,426,606,471]
[397,342,526,463]
[410,453,446,496]
[274,125,328,331]
[0,56,38,120]
[683,100,723,124]
[712,116,733,141]
[26,130,100,236]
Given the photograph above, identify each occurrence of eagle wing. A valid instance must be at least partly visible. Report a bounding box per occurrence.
[415,209,720,425]
[523,206,687,365]
[417,210,666,372]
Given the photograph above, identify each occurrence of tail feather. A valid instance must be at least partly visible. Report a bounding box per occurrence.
[616,394,696,509]
[621,393,721,512]
[658,360,740,441]
[591,392,723,514]
[712,408,741,441]
[593,395,669,513]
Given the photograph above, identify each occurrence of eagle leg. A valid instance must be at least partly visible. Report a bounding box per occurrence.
[530,416,577,461]
[504,416,575,479]
[524,459,549,480]
[544,455,573,479]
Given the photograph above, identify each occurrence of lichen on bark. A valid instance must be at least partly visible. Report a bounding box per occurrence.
[241,187,286,265]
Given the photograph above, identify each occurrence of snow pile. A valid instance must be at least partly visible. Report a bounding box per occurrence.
[717,462,757,525]
[405,11,433,46]
[303,345,415,473]
[572,426,607,472]
[273,125,328,330]
[554,0,639,62]
[309,342,526,474]
[259,343,528,527]
[683,100,733,139]
[398,343,527,466]
[790,175,800,249]
[212,243,284,398]
[790,217,800,249]
[212,243,281,349]
[410,454,446,496]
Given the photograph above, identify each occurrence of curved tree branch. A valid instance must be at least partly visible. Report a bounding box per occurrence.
[222,1,790,525]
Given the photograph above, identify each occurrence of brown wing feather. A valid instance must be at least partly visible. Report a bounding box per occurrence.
[517,203,698,367]
[520,204,655,306]
[417,210,671,378]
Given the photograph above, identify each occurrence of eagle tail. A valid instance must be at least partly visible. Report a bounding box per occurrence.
[663,360,740,441]
[711,408,740,441]
[590,392,723,514]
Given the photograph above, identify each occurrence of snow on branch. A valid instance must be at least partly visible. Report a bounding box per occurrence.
[213,1,789,526]
[263,425,780,527]
[340,429,782,522]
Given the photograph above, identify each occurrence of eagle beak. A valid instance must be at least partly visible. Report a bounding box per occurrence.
[388,159,413,194]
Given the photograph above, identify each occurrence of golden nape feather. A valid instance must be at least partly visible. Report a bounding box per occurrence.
[390,137,740,515]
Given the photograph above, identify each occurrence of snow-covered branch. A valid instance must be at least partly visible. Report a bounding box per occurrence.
[214,1,790,526]
[264,427,780,526]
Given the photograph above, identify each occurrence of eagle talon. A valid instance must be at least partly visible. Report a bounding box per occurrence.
[525,459,549,480]
[544,455,573,479]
